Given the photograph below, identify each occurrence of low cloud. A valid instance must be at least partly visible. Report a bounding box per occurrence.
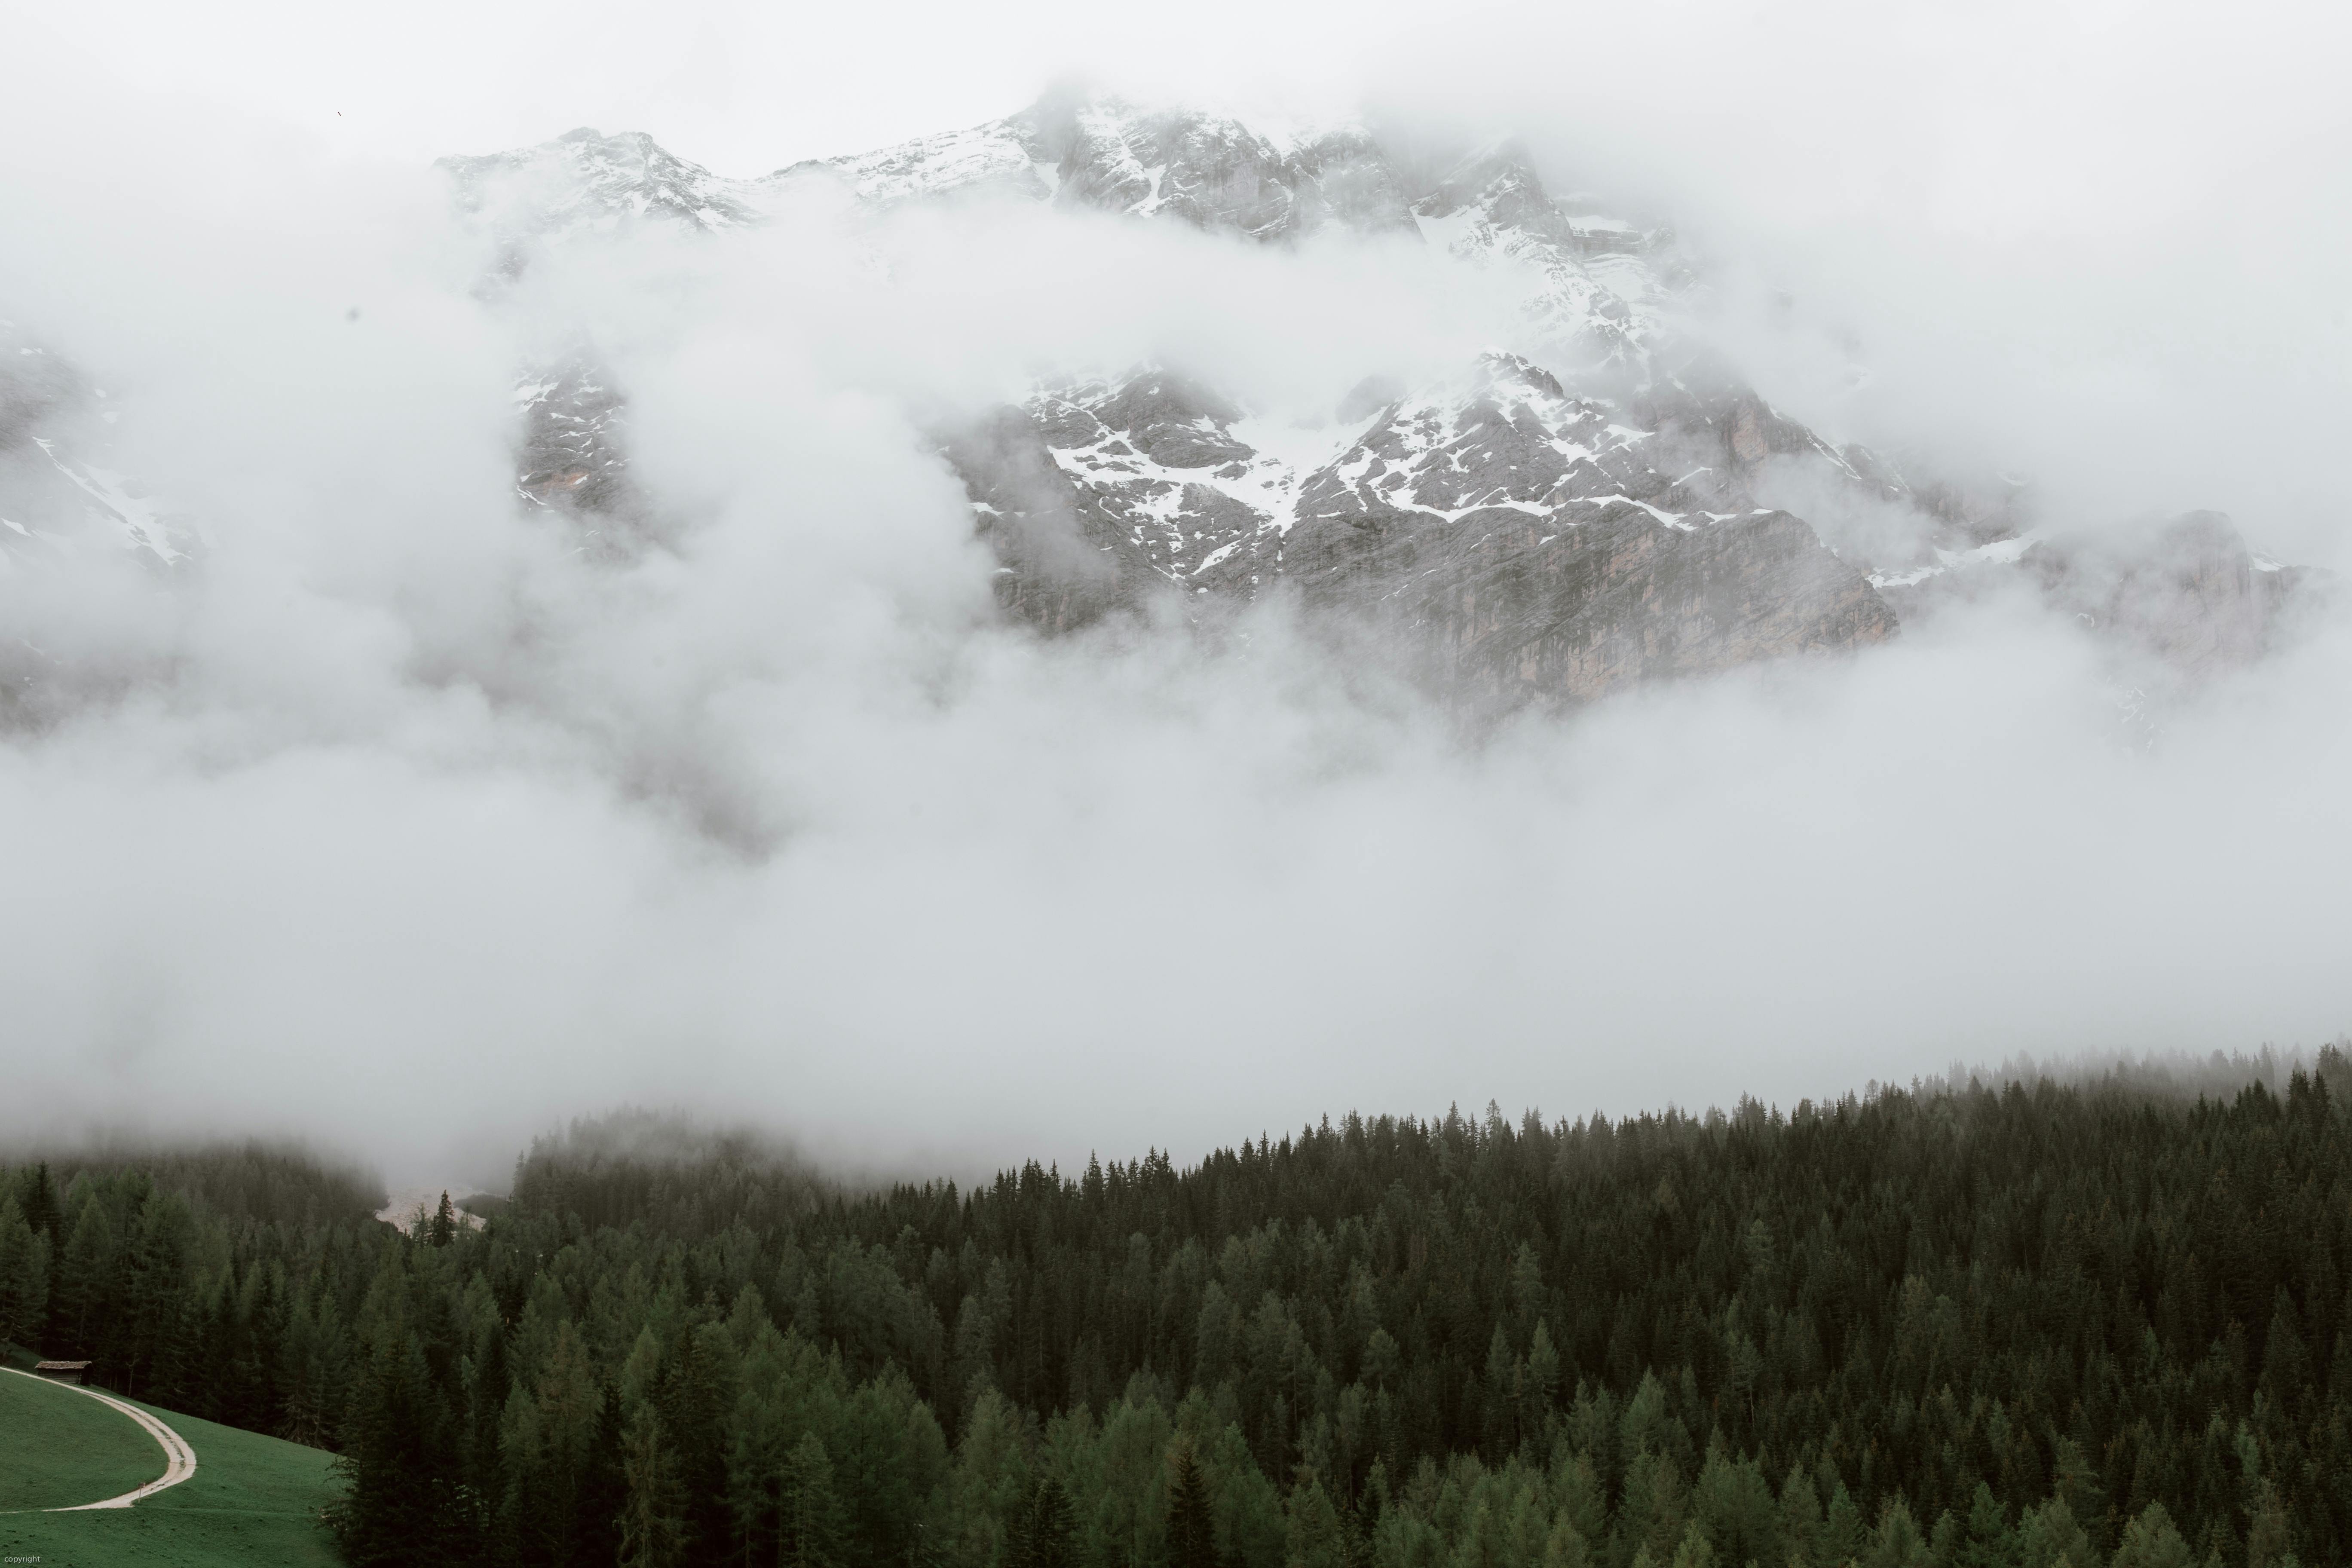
[0,29,2346,1191]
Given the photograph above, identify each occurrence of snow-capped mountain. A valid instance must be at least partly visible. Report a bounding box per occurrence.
[950,352,1893,701]
[432,91,2324,703]
[439,127,766,246]
[446,94,1682,361]
[1,95,2319,726]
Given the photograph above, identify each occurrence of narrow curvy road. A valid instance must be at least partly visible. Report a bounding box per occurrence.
[0,1366,198,1509]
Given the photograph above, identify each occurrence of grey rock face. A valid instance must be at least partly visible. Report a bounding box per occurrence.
[443,97,2322,704]
[2027,512,2322,672]
[1292,503,1895,705]
[939,406,1162,632]
[1041,101,1417,239]
[1832,453,2325,672]
[512,359,653,560]
[944,352,1895,702]
[772,96,1421,242]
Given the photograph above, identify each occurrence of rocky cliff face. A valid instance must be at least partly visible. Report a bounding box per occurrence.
[946,352,1894,701]
[270,98,2328,706]
[2029,512,2319,673]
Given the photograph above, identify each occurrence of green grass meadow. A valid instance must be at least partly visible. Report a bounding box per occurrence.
[0,1373,341,1568]
[0,1372,164,1513]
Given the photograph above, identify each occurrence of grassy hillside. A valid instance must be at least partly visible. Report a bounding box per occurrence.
[0,1370,164,1510]
[0,1382,340,1568]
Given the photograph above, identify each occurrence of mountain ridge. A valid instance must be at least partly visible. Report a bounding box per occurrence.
[431,93,2322,703]
[0,95,2324,727]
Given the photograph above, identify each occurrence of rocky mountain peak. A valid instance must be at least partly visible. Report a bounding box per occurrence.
[438,125,764,244]
[246,103,2337,715]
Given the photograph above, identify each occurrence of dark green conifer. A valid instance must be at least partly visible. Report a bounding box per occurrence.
[617,1403,689,1568]
[778,1432,847,1568]
[1168,1442,1216,1568]
[22,1163,61,1243]
[1008,1476,1078,1568]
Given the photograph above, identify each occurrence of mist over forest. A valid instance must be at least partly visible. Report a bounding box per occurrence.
[9,1050,2352,1567]
[0,61,2345,1181]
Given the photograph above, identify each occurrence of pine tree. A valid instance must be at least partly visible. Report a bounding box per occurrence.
[1777,1467,1823,1567]
[577,1379,629,1567]
[1485,1322,1520,1455]
[1283,1470,1348,1568]
[2111,1503,2196,1568]
[1528,1318,1562,1415]
[726,1339,793,1563]
[1667,1519,1716,1568]
[0,1198,49,1351]
[655,1325,731,1556]
[1866,1498,1930,1568]
[53,1196,115,1354]
[2245,1479,2294,1568]
[618,1403,689,1568]
[1008,1476,1078,1568]
[429,1192,457,1249]
[119,1188,192,1397]
[778,1432,847,1568]
[332,1329,450,1568]
[1690,1450,1779,1567]
[1953,1483,2016,1568]
[1544,1516,1596,1568]
[1168,1443,1217,1568]
[21,1164,61,1245]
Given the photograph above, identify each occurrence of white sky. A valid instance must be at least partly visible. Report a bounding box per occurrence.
[20,0,2346,189]
[4,0,2350,1182]
[21,0,2349,562]
[22,0,1371,172]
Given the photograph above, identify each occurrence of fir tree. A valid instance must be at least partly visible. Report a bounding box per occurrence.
[1953,1483,2016,1568]
[1283,1470,1348,1568]
[21,1164,61,1244]
[2111,1503,2196,1568]
[618,1403,689,1568]
[1008,1476,1078,1568]
[778,1432,847,1568]
[333,1329,457,1567]
[0,1198,49,1350]
[1527,1318,1562,1415]
[53,1196,115,1353]
[1168,1442,1217,1568]
[577,1378,629,1567]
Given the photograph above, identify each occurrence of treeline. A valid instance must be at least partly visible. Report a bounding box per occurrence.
[0,1140,387,1444]
[6,1054,2352,1568]
[24,1139,387,1228]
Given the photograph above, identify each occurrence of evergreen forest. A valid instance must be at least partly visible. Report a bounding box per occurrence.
[5,1054,2352,1568]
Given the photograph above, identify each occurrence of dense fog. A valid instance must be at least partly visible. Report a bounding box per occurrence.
[1,1,2346,1188]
